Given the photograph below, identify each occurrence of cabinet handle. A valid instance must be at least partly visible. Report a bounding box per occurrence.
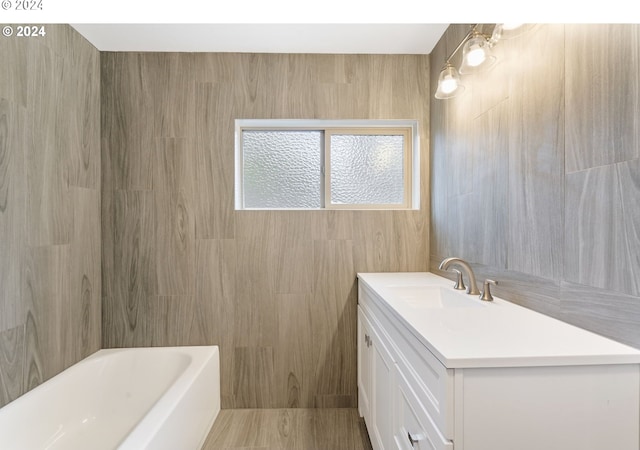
[408,431,425,446]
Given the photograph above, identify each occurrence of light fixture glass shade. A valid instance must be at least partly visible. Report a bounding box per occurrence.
[435,64,464,99]
[459,33,496,74]
[491,23,534,42]
[490,24,504,44]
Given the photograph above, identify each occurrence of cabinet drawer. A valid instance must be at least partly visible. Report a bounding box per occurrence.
[359,284,454,439]
[394,365,453,450]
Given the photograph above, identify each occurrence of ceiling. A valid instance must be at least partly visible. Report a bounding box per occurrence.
[71,24,450,54]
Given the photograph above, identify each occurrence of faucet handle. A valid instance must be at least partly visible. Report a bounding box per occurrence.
[480,279,498,302]
[452,269,466,291]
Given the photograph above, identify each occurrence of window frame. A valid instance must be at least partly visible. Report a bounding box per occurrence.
[235,119,419,211]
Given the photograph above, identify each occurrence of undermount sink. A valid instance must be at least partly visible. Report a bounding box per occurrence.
[382,285,485,309]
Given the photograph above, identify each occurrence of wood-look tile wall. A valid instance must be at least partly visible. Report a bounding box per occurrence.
[0,25,101,408]
[101,52,430,408]
[430,24,640,348]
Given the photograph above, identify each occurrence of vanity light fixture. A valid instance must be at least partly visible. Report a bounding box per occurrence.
[435,23,524,100]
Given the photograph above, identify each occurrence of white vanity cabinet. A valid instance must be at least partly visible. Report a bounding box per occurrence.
[357,272,640,450]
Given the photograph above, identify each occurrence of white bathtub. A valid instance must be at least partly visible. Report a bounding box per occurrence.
[0,345,220,450]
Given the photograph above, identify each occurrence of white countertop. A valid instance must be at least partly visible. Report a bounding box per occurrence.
[357,272,640,368]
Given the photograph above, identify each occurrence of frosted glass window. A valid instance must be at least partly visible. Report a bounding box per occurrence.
[330,134,405,205]
[242,130,322,208]
[237,120,415,210]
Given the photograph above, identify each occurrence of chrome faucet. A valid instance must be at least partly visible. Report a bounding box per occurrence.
[438,257,480,295]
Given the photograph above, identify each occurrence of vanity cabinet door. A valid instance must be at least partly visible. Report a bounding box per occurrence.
[359,306,396,450]
[358,309,373,421]
[370,317,396,450]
